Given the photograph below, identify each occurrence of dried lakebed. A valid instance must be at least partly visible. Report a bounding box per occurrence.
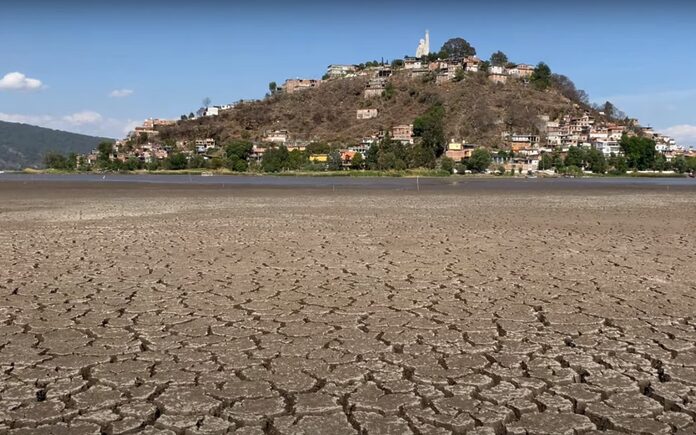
[0,180,695,434]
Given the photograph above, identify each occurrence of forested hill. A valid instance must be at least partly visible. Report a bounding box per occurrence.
[0,121,113,169]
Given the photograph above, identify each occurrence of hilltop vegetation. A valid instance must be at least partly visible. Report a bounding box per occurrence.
[0,121,112,169]
[158,71,596,149]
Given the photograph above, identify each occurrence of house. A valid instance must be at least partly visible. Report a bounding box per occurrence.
[203,107,219,117]
[326,64,356,79]
[357,109,378,120]
[508,64,534,79]
[489,65,506,75]
[464,56,482,72]
[310,154,328,163]
[364,79,386,99]
[283,79,321,94]
[445,141,476,161]
[489,73,507,84]
[263,130,289,144]
[391,124,414,144]
[404,57,423,70]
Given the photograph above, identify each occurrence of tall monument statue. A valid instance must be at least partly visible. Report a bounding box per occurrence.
[416,30,430,58]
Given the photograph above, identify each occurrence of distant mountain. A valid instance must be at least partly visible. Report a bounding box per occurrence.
[0,121,113,169]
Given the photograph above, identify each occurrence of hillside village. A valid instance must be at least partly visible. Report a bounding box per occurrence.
[67,32,694,175]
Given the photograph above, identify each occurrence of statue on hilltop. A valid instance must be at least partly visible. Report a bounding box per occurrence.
[416,30,430,58]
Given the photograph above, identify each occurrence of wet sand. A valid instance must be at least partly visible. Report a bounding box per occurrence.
[1,180,696,434]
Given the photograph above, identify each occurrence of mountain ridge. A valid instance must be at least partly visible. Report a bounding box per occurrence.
[0,120,113,169]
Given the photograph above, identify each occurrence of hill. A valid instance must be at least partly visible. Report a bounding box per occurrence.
[157,69,608,149]
[0,121,113,169]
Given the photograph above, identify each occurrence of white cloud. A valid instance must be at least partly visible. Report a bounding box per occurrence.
[109,89,134,98]
[0,72,43,91]
[62,110,103,125]
[662,124,696,148]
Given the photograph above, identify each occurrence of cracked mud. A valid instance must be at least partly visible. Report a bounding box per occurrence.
[1,180,695,434]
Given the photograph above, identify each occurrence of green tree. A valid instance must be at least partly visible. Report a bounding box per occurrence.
[453,67,466,82]
[351,152,364,169]
[328,150,343,171]
[440,156,454,174]
[672,155,688,174]
[564,146,586,168]
[413,104,446,157]
[538,153,553,170]
[620,135,656,170]
[365,143,379,169]
[383,82,395,99]
[268,82,277,94]
[585,148,606,174]
[225,140,253,161]
[97,141,114,162]
[261,146,289,172]
[167,153,188,170]
[653,153,667,171]
[189,154,206,169]
[305,142,331,155]
[409,145,436,169]
[489,51,508,67]
[43,152,69,170]
[287,149,308,170]
[530,62,552,90]
[467,148,492,173]
[440,38,476,58]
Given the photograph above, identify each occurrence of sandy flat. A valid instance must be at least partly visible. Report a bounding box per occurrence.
[0,180,695,434]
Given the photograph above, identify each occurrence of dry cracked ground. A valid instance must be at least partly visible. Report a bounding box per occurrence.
[1,180,696,434]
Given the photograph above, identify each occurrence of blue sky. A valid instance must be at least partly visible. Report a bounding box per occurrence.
[2,1,696,146]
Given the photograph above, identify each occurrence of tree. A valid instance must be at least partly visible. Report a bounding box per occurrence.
[653,153,667,171]
[268,82,277,94]
[564,146,585,168]
[202,97,211,108]
[550,74,588,104]
[453,67,466,82]
[365,143,379,169]
[305,142,331,155]
[585,148,606,174]
[620,135,656,170]
[672,155,687,174]
[225,140,253,161]
[328,150,343,171]
[538,153,553,170]
[391,59,404,69]
[261,146,289,172]
[286,149,307,170]
[530,62,552,90]
[490,51,508,67]
[351,152,364,170]
[413,104,446,157]
[440,38,476,58]
[467,148,492,173]
[167,153,188,170]
[97,141,114,162]
[440,157,454,174]
[44,152,70,170]
[409,145,436,169]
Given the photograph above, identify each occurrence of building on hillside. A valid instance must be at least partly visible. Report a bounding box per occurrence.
[264,130,289,144]
[283,79,321,94]
[203,107,219,117]
[391,124,414,144]
[364,79,386,99]
[326,64,357,79]
[445,141,476,161]
[309,154,328,163]
[489,73,507,84]
[357,109,378,120]
[404,57,423,70]
[464,56,482,72]
[508,64,534,79]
